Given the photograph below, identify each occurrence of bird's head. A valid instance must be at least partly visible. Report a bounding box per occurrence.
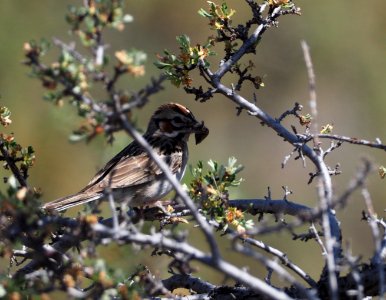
[147,103,209,144]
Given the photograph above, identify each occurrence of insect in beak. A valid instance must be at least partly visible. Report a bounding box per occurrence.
[194,121,209,144]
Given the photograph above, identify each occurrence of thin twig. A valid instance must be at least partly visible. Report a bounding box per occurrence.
[233,242,317,300]
[318,134,386,151]
[310,223,327,255]
[216,219,318,288]
[344,242,364,300]
[362,187,385,300]
[302,40,339,300]
[301,41,318,141]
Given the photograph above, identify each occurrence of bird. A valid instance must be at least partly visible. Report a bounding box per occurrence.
[42,103,209,212]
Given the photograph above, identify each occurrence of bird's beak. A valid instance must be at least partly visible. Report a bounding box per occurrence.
[193,121,209,144]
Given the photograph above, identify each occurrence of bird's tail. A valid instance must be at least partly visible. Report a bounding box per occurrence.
[42,192,102,212]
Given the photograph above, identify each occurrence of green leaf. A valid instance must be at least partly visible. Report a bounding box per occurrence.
[69,132,88,143]
[228,156,237,168]
[43,91,62,102]
[153,61,172,69]
[207,159,216,171]
[198,8,211,18]
[176,34,191,52]
[84,16,96,32]
[221,3,229,15]
[68,4,77,14]
[39,38,51,54]
[130,49,147,66]
[78,31,95,47]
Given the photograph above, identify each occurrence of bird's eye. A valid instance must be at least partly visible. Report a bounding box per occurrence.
[172,116,184,126]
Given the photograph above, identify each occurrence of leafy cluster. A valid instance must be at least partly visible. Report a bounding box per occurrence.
[23,1,152,143]
[0,108,44,298]
[198,1,239,57]
[0,106,12,127]
[53,258,144,299]
[156,1,238,88]
[24,40,91,105]
[156,1,299,99]
[66,0,134,46]
[188,157,253,233]
[198,1,235,30]
[0,107,35,182]
[155,35,215,87]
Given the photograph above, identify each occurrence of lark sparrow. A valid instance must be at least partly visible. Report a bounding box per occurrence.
[42,103,209,211]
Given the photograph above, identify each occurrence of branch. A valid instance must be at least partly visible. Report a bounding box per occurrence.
[0,141,28,187]
[233,242,317,299]
[207,26,340,298]
[318,134,386,151]
[301,41,318,139]
[211,213,318,288]
[92,222,296,300]
[362,188,385,298]
[337,263,386,298]
[162,274,215,294]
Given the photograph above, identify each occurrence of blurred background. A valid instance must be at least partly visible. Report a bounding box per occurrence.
[1,0,386,288]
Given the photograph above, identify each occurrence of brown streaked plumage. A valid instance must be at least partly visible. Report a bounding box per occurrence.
[42,103,208,212]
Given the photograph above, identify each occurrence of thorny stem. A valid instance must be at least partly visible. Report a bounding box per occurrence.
[198,7,342,298]
[91,223,296,300]
[214,70,342,297]
[13,162,372,296]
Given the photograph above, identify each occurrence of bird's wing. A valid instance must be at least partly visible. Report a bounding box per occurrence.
[81,151,183,193]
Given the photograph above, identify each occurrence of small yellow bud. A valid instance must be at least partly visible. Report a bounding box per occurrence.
[84,214,98,224]
[63,274,75,288]
[320,124,333,134]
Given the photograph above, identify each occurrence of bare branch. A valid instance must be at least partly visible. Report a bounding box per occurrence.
[211,217,318,288]
[310,223,327,255]
[318,134,386,151]
[233,242,317,299]
[362,188,385,299]
[301,41,318,139]
[91,222,296,300]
